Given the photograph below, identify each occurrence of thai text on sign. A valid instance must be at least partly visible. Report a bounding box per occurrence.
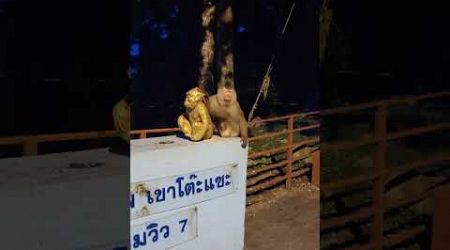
[130,163,238,219]
[131,207,198,250]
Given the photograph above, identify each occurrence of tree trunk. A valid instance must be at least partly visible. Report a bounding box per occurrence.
[319,0,332,65]
[198,0,216,93]
[215,0,235,90]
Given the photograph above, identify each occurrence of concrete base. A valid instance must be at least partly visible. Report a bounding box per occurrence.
[130,135,248,250]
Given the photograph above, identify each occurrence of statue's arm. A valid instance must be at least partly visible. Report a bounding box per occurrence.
[190,103,211,141]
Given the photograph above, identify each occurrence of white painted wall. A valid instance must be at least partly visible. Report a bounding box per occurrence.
[0,148,129,250]
[130,135,248,250]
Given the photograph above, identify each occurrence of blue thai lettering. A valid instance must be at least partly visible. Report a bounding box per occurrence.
[225,174,231,186]
[175,177,185,197]
[185,174,197,196]
[146,190,154,204]
[155,188,166,202]
[215,175,225,188]
[204,178,215,191]
[167,186,177,199]
[160,225,170,238]
[196,180,203,193]
[185,182,195,196]
[132,232,146,249]
[130,194,135,208]
[146,223,159,242]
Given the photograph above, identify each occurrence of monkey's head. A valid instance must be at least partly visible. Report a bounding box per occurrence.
[184,87,207,109]
[217,86,237,107]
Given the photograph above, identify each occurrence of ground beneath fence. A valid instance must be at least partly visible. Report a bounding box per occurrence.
[244,183,320,250]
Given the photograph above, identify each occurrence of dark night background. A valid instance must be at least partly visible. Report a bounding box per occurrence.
[1,0,449,134]
[0,0,449,248]
[130,0,320,130]
[0,0,130,136]
[322,1,450,106]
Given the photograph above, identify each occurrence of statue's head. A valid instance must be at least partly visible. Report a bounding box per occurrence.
[184,87,207,109]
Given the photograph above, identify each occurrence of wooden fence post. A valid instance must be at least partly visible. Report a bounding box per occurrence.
[286,116,294,189]
[23,140,38,156]
[371,103,387,250]
[311,150,320,187]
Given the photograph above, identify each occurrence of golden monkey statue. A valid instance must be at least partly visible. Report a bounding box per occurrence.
[177,87,214,141]
[112,96,130,143]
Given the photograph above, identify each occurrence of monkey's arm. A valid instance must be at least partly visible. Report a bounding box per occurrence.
[190,103,212,141]
[177,114,192,138]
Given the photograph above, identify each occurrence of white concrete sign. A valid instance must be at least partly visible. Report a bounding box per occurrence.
[130,163,238,219]
[131,136,247,250]
[131,207,198,250]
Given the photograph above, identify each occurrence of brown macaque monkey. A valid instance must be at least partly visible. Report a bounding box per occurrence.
[197,0,248,148]
[208,86,248,148]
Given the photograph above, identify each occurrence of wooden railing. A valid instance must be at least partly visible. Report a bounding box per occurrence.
[129,111,321,202]
[0,130,118,156]
[2,91,447,248]
[0,111,321,206]
[246,111,320,190]
[320,91,450,250]
[131,127,181,139]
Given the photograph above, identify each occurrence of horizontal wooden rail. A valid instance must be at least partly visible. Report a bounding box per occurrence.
[385,192,427,211]
[250,111,319,124]
[321,137,378,153]
[130,127,180,135]
[385,154,450,183]
[0,130,119,156]
[321,173,379,192]
[384,225,426,248]
[248,130,288,142]
[248,124,319,142]
[343,243,375,250]
[292,137,320,148]
[292,124,320,133]
[248,160,288,178]
[322,154,450,192]
[386,123,450,140]
[248,150,312,178]
[321,91,450,116]
[321,207,374,231]
[0,130,117,145]
[248,145,288,159]
[322,122,449,153]
[246,175,287,195]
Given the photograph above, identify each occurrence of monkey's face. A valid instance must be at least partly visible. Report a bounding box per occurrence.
[184,95,199,109]
[184,87,205,109]
[218,86,236,107]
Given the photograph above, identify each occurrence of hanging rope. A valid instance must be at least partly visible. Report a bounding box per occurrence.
[248,2,297,122]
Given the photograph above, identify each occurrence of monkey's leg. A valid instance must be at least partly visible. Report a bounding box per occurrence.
[191,121,210,141]
[177,115,193,138]
[205,124,214,139]
[189,103,213,141]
